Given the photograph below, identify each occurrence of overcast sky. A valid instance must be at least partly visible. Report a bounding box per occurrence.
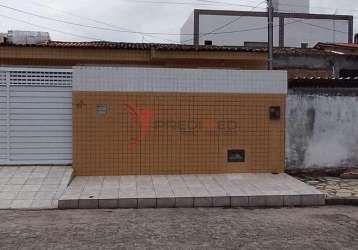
[0,0,357,43]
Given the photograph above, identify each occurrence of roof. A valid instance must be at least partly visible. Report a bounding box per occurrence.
[292,76,358,81]
[0,40,332,56]
[289,76,358,89]
[0,41,268,53]
[273,47,331,56]
[314,43,358,51]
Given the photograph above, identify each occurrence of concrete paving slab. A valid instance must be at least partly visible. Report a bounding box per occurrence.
[59,173,325,209]
[21,185,41,192]
[0,166,73,210]
[157,197,175,208]
[31,199,55,209]
[118,198,137,208]
[99,199,118,209]
[283,195,302,206]
[16,191,37,200]
[248,196,267,207]
[58,199,79,209]
[0,191,18,200]
[231,196,249,207]
[212,196,230,207]
[11,199,33,209]
[167,175,192,198]
[79,198,99,209]
[0,199,12,209]
[138,198,156,208]
[194,197,213,207]
[266,195,284,207]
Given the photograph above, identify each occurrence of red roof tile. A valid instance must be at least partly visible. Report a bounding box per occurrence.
[0,40,331,55]
[315,43,358,50]
[1,41,268,52]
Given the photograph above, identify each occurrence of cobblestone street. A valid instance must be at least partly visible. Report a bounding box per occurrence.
[300,176,358,198]
[0,206,357,250]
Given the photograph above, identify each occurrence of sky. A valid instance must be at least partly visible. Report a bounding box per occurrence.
[0,0,357,43]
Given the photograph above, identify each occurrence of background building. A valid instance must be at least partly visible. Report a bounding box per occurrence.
[180,0,353,48]
[273,0,310,13]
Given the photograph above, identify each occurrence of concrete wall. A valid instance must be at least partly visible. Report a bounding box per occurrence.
[185,13,351,47]
[283,18,348,47]
[274,54,358,78]
[197,15,280,46]
[273,0,309,13]
[286,91,358,170]
[73,67,286,176]
[180,11,194,44]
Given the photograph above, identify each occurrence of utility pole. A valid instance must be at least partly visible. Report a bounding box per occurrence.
[267,0,274,70]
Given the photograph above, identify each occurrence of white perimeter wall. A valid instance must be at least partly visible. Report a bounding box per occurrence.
[287,94,358,169]
[73,66,287,94]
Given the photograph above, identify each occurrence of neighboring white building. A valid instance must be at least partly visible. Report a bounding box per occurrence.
[180,0,353,48]
[273,0,309,13]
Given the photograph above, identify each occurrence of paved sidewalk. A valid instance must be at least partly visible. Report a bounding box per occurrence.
[59,173,325,209]
[0,166,72,209]
[300,176,358,198]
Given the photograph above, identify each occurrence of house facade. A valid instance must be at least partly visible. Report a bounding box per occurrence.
[1,40,358,173]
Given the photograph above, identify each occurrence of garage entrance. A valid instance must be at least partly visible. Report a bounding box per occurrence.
[0,67,72,165]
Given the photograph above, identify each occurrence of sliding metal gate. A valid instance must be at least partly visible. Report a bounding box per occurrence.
[0,67,72,165]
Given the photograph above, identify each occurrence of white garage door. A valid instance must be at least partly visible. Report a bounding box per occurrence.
[0,67,72,165]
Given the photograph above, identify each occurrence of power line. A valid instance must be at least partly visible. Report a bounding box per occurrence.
[130,0,266,9]
[1,13,345,46]
[0,1,285,39]
[0,14,102,41]
[197,0,358,13]
[277,2,358,14]
[24,0,179,43]
[0,3,191,36]
[120,0,358,14]
[0,2,263,42]
[28,1,156,33]
[181,0,266,43]
[182,18,348,45]
[205,1,266,35]
[294,19,348,34]
[0,0,353,45]
[209,19,301,35]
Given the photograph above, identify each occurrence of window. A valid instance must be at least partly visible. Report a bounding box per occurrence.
[301,43,308,49]
[204,40,212,45]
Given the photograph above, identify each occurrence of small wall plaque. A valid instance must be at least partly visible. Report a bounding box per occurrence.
[269,106,281,120]
[96,104,107,116]
[228,149,245,163]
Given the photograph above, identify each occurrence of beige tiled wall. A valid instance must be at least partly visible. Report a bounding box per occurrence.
[73,91,285,176]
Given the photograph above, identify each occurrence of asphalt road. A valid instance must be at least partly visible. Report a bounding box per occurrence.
[0,206,357,250]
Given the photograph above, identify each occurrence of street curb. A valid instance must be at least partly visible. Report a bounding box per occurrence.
[326,197,358,206]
